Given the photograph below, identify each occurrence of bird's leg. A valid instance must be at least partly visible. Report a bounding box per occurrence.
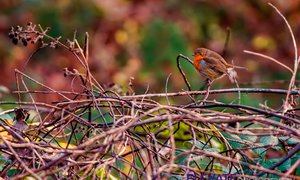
[200,79,212,105]
[199,81,207,91]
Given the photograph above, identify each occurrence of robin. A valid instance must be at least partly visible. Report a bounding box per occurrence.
[193,48,245,84]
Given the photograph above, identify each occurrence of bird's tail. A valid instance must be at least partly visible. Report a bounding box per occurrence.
[228,64,247,70]
[226,68,237,83]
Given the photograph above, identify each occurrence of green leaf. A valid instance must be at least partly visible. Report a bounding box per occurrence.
[292,154,300,176]
[186,140,221,153]
[222,132,245,149]
[240,130,257,143]
[268,173,280,179]
[228,138,244,149]
[115,159,125,171]
[272,145,283,151]
[175,150,189,166]
[260,135,278,146]
[185,140,208,149]
[277,158,291,171]
[192,140,206,149]
[206,148,220,153]
[0,113,13,121]
[279,136,300,145]
[253,146,267,157]
[193,156,211,169]
[261,158,291,172]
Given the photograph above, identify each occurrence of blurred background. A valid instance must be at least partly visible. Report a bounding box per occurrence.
[0,0,300,105]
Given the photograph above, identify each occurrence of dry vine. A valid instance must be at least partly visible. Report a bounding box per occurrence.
[0,3,300,180]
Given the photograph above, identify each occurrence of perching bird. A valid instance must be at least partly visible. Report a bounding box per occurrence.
[193,48,245,84]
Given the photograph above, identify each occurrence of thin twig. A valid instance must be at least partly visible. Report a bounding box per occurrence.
[165,73,172,106]
[176,54,193,91]
[0,134,41,180]
[123,88,300,99]
[243,50,293,73]
[268,2,299,113]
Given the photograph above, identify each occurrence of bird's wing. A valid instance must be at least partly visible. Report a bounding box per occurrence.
[202,57,227,74]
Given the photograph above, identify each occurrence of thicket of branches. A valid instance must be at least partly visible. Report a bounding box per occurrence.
[0,3,300,179]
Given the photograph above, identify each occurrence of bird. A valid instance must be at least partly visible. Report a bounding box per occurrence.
[193,48,245,84]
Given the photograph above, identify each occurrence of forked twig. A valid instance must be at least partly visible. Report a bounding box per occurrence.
[268,3,299,113]
[176,54,193,91]
[243,3,299,114]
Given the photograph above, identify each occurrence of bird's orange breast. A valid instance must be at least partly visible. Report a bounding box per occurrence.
[193,54,206,72]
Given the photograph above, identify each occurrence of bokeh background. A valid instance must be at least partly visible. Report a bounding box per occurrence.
[1,0,300,105]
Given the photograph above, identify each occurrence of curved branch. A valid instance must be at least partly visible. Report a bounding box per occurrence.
[243,50,293,73]
[176,54,193,91]
[123,88,300,99]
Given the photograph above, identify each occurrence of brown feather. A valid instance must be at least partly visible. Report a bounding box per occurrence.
[193,48,245,82]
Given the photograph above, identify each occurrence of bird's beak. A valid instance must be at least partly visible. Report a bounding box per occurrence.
[192,54,195,56]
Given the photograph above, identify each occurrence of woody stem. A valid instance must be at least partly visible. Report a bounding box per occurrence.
[200,79,212,105]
